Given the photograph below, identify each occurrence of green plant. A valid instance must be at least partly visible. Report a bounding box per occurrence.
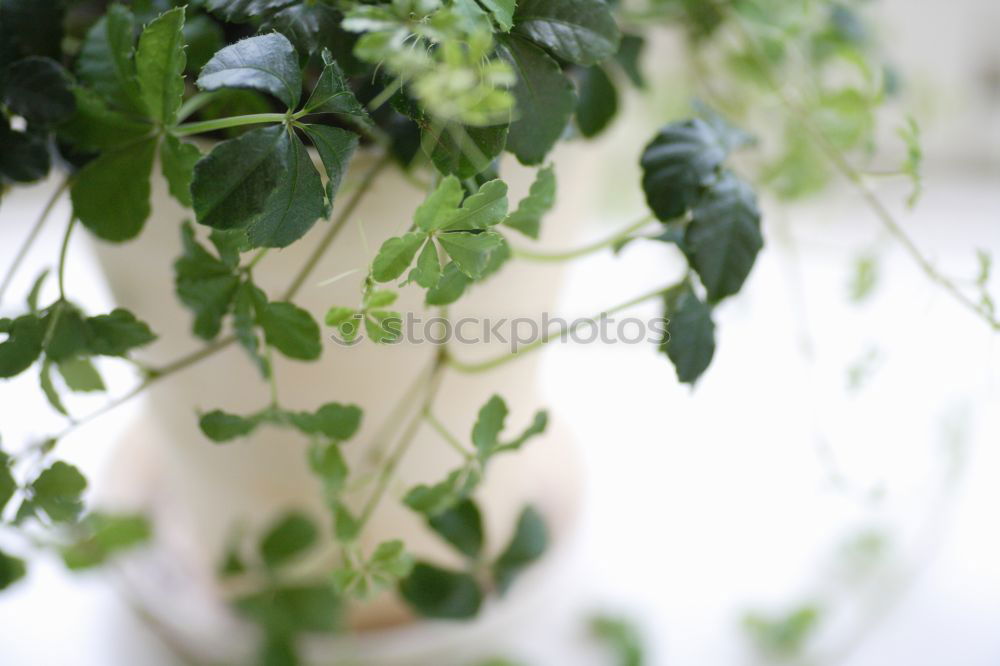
[0,0,991,663]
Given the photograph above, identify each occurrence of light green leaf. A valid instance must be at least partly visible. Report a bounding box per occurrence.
[399,562,483,619]
[504,165,555,239]
[660,282,716,385]
[259,301,322,360]
[427,498,484,559]
[308,440,348,495]
[30,461,87,523]
[199,409,259,442]
[425,262,471,306]
[161,135,201,207]
[438,231,505,279]
[440,180,509,231]
[372,231,428,283]
[472,394,507,458]
[493,505,547,593]
[136,7,187,125]
[410,241,442,289]
[333,540,414,600]
[61,513,151,570]
[291,403,362,440]
[415,176,465,232]
[72,137,157,242]
[365,311,403,345]
[260,511,318,569]
[477,0,516,31]
[57,357,105,393]
[197,32,302,109]
[404,466,481,517]
[513,0,621,66]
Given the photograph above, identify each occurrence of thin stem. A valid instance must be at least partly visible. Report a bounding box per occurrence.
[0,177,70,306]
[57,216,77,301]
[512,215,655,263]
[245,248,269,272]
[175,92,216,123]
[265,346,279,408]
[283,154,391,300]
[425,411,474,460]
[172,113,289,137]
[447,282,677,374]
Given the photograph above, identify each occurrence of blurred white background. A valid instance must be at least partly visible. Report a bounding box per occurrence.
[2,0,999,664]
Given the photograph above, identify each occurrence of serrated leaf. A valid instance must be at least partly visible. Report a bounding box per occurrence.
[233,281,269,376]
[247,132,326,248]
[428,124,508,179]
[174,222,240,340]
[576,65,618,138]
[478,0,516,31]
[303,52,369,123]
[372,231,428,282]
[472,394,507,459]
[0,314,44,378]
[260,511,317,568]
[57,357,105,393]
[76,4,144,114]
[498,35,576,166]
[685,172,763,302]
[197,33,301,109]
[438,231,504,279]
[30,461,87,523]
[2,57,75,126]
[302,124,358,211]
[399,562,482,619]
[504,165,555,239]
[427,499,483,559]
[513,0,621,66]
[85,308,156,356]
[440,180,509,232]
[136,7,186,125]
[641,119,728,222]
[199,409,258,442]
[410,241,442,289]
[660,282,716,385]
[72,137,157,242]
[425,262,471,306]
[493,505,547,594]
[160,134,201,208]
[259,301,321,360]
[57,87,152,153]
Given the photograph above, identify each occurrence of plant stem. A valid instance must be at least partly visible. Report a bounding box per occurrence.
[172,113,289,137]
[425,411,474,460]
[0,177,70,306]
[283,154,391,300]
[56,216,77,301]
[447,282,676,374]
[512,215,655,263]
[245,248,269,272]
[175,92,216,123]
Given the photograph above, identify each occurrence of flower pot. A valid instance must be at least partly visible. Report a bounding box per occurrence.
[87,148,596,663]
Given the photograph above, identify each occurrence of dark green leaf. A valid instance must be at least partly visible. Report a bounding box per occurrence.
[504,165,555,239]
[438,232,505,279]
[204,0,295,23]
[247,133,326,248]
[576,65,618,138]
[0,0,64,59]
[57,87,152,153]
[2,57,75,126]
[660,282,716,385]
[404,466,481,517]
[640,118,727,222]
[42,305,87,361]
[428,124,509,179]
[425,262,471,306]
[199,409,259,442]
[76,4,144,114]
[259,301,321,360]
[291,402,362,441]
[174,222,240,339]
[235,583,341,635]
[0,314,43,378]
[135,7,186,125]
[372,231,428,283]
[26,269,49,313]
[191,125,286,234]
[233,281,269,376]
[302,124,358,211]
[30,461,87,523]
[427,498,483,559]
[0,450,15,514]
[513,0,621,66]
[183,15,225,73]
[0,125,50,183]
[160,134,200,207]
[85,308,156,356]
[303,51,369,123]
[493,505,547,593]
[57,357,105,393]
[399,562,483,619]
[197,33,301,109]
[685,172,763,302]
[61,512,151,570]
[0,549,27,590]
[72,137,157,242]
[693,101,756,154]
[265,4,349,58]
[499,35,576,165]
[260,511,318,568]
[615,33,646,89]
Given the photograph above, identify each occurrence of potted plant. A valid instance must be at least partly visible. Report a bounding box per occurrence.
[1,0,993,664]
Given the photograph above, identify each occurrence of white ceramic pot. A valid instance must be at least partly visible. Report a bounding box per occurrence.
[88,145,600,664]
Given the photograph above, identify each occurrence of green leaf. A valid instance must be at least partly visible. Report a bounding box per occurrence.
[0,0,64,60]
[303,51,369,123]
[291,403,362,441]
[247,132,326,248]
[440,180,509,232]
[684,172,763,302]
[0,314,43,378]
[160,135,201,208]
[399,562,483,619]
[477,0,516,31]
[260,511,318,569]
[235,583,341,635]
[174,222,240,340]
[641,118,727,222]
[333,501,360,542]
[135,7,186,125]
[333,540,414,600]
[498,35,576,166]
[265,4,353,60]
[744,605,822,658]
[39,360,67,416]
[438,231,505,279]
[693,101,757,154]
[615,33,646,89]
[493,505,547,594]
[57,357,105,393]
[302,124,358,211]
[428,124,509,179]
[0,549,27,591]
[590,616,645,666]
[203,0,296,23]
[513,0,621,66]
[0,125,49,183]
[191,125,286,234]
[410,241,442,289]
[427,498,483,559]
[259,301,321,360]
[0,450,15,515]
[85,308,156,356]
[372,231,428,283]
[364,290,397,309]
[660,282,716,385]
[575,65,618,138]
[76,4,144,114]
[61,513,151,570]
[199,409,259,442]
[57,87,152,153]
[472,394,507,459]
[197,33,302,109]
[2,57,75,126]
[404,466,481,517]
[26,269,49,314]
[497,410,548,454]
[365,311,403,345]
[308,440,348,495]
[415,177,464,232]
[42,305,88,362]
[425,262,471,306]
[30,461,87,523]
[72,137,157,242]
[233,281,270,376]
[504,165,555,239]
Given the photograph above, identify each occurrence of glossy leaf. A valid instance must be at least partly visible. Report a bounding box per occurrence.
[513,0,621,66]
[640,119,727,222]
[247,132,326,248]
[197,33,301,109]
[2,57,75,126]
[660,282,716,385]
[575,65,618,138]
